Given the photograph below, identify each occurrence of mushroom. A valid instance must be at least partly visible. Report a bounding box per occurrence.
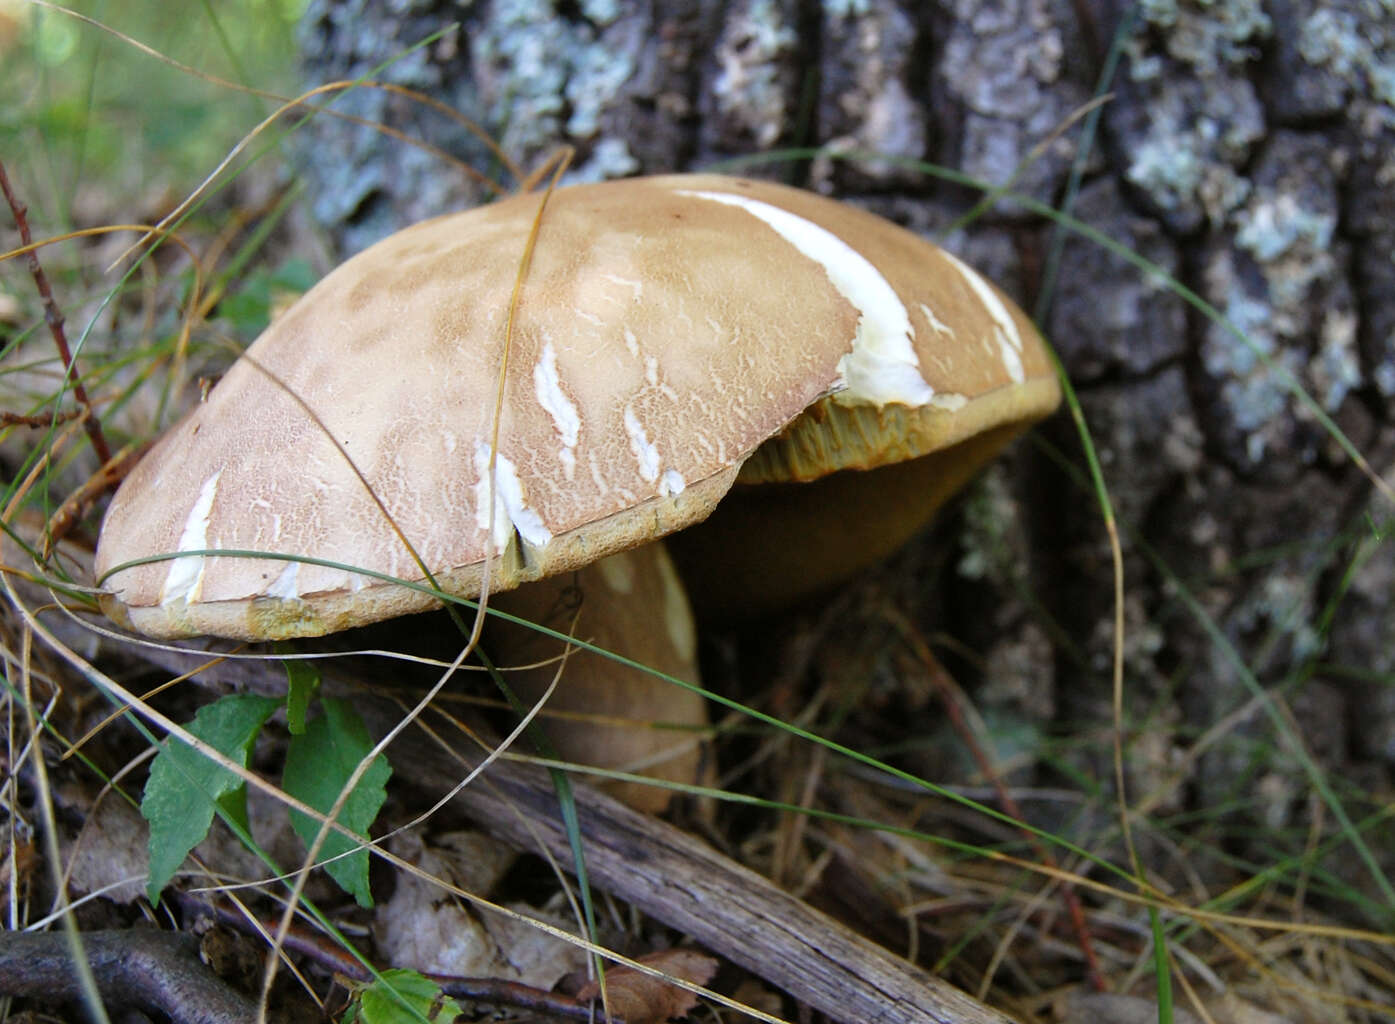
[96,173,1058,636]
[93,174,1059,804]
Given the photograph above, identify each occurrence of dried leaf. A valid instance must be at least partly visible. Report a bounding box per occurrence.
[65,797,148,904]
[374,832,587,989]
[576,949,718,1023]
[373,833,496,979]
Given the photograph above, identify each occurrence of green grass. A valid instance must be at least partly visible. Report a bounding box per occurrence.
[1,1,305,223]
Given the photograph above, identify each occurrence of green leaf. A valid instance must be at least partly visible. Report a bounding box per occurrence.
[283,698,390,907]
[278,643,320,735]
[353,969,461,1024]
[216,258,316,337]
[141,694,280,906]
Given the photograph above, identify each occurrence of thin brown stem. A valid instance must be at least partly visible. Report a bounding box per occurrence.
[0,159,114,467]
[43,440,149,555]
[0,409,83,428]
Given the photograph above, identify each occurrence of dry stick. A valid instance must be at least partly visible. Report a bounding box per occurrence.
[1,409,82,428]
[885,610,1106,992]
[0,928,266,1024]
[358,701,1019,1024]
[0,160,114,467]
[43,441,149,556]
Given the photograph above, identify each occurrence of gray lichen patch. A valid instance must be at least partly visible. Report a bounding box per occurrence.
[956,464,1027,589]
[469,2,642,175]
[296,0,659,247]
[936,0,1089,212]
[1133,0,1272,72]
[1296,4,1395,107]
[703,0,800,151]
[813,0,925,186]
[1113,74,1264,231]
[1112,0,1271,232]
[1199,132,1361,471]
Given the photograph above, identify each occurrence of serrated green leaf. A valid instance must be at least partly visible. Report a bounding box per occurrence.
[355,969,460,1024]
[142,694,280,906]
[283,698,390,907]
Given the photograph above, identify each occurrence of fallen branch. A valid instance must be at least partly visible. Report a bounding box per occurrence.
[361,701,1018,1024]
[0,928,267,1023]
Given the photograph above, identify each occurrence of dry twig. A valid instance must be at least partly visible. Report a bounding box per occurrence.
[0,159,114,466]
[0,928,266,1023]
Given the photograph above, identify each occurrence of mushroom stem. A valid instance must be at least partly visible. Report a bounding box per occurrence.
[485,542,706,813]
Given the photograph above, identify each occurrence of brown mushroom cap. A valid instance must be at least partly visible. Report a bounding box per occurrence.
[94,174,1059,641]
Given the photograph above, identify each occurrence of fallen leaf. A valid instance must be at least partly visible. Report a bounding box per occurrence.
[64,797,148,904]
[373,832,590,989]
[373,832,499,979]
[576,949,718,1023]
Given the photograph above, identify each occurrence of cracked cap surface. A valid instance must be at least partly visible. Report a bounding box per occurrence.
[95,174,1060,640]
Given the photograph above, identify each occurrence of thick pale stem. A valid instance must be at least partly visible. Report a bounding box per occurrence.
[487,541,706,813]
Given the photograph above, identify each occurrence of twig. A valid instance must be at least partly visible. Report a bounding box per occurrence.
[1,409,83,428]
[0,159,114,466]
[43,440,149,555]
[180,893,622,1022]
[0,927,268,1023]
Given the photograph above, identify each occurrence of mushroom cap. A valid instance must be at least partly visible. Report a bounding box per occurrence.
[95,174,1059,641]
